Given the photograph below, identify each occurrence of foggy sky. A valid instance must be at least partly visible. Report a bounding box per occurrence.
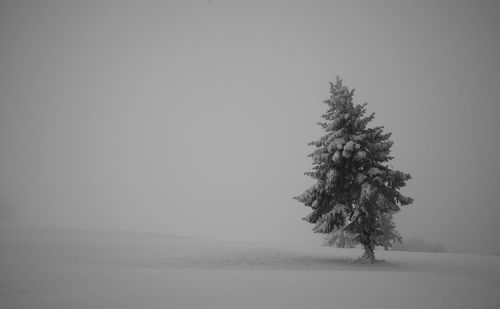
[0,0,499,253]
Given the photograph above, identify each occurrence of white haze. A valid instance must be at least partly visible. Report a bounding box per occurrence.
[0,0,499,254]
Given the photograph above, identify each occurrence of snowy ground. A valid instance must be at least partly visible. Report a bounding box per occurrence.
[1,226,499,309]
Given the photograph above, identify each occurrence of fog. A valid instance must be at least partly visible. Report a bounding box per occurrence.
[0,0,499,254]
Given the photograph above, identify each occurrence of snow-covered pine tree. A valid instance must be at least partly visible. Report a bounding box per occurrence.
[376,212,402,251]
[294,77,413,263]
[324,212,401,251]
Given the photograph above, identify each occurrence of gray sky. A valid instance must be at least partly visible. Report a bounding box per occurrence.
[0,0,499,253]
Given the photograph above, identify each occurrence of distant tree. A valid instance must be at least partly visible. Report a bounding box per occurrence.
[391,238,447,253]
[294,77,413,262]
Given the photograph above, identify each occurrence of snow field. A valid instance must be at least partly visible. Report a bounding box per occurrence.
[1,227,499,309]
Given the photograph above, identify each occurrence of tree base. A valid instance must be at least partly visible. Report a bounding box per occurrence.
[362,246,376,264]
[356,256,385,264]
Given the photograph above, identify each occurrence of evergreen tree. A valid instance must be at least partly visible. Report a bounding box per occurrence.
[376,212,402,251]
[294,77,413,262]
[323,229,357,248]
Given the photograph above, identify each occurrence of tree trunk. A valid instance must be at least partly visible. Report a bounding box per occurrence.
[362,243,376,263]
